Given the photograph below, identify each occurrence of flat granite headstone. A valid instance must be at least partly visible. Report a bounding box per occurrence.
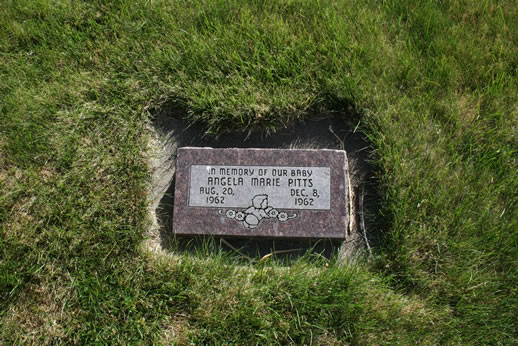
[173,147,349,239]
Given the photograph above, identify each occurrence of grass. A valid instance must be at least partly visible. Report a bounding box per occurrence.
[1,0,517,343]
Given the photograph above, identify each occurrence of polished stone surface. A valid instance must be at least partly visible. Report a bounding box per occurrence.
[173,147,349,239]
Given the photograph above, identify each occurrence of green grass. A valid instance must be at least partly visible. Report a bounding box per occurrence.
[1,0,517,343]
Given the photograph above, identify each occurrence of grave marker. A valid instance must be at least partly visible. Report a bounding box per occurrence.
[173,147,349,239]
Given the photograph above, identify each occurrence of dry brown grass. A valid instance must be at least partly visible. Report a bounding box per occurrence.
[1,266,79,344]
[158,313,193,345]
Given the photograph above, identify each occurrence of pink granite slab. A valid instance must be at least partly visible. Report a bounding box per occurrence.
[172,147,349,239]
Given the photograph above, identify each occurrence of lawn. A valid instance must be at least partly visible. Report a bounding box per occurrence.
[1,0,517,343]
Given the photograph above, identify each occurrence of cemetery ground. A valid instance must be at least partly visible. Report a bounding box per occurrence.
[1,0,516,343]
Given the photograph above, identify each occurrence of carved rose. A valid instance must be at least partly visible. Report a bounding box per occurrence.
[268,209,279,217]
[235,212,245,221]
[226,210,236,219]
[278,212,288,221]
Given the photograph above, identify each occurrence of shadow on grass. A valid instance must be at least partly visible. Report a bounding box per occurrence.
[170,236,343,264]
[151,105,381,262]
